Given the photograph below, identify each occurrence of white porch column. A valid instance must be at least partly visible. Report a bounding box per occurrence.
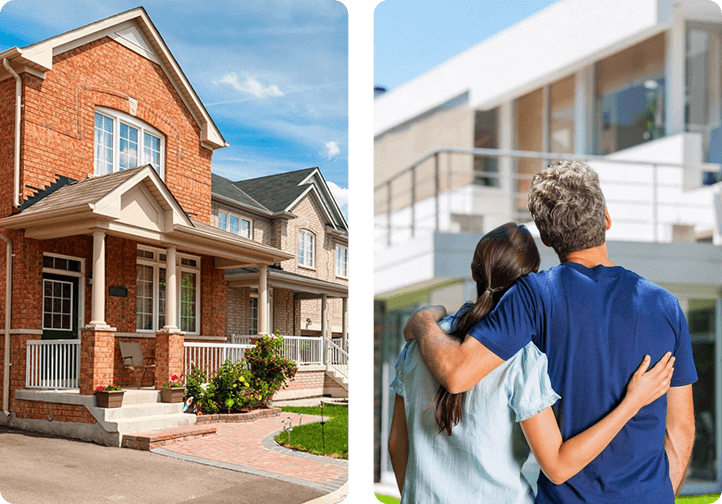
[574,65,595,155]
[666,12,686,136]
[258,265,269,335]
[163,246,178,331]
[341,297,348,349]
[498,100,514,224]
[88,230,109,328]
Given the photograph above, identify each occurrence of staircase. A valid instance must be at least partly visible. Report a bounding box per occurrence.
[324,366,348,397]
[87,389,196,446]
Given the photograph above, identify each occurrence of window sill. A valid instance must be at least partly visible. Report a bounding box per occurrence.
[298,264,316,272]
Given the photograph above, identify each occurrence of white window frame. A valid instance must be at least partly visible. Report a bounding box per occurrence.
[298,229,316,270]
[335,245,348,279]
[94,107,165,178]
[249,288,273,335]
[178,253,201,335]
[217,209,253,239]
[136,246,201,334]
[41,279,74,331]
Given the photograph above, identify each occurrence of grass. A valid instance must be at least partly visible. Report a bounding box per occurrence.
[375,494,721,503]
[274,403,348,459]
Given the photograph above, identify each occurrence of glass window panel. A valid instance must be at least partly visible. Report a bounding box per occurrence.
[473,109,498,186]
[44,313,52,328]
[43,256,54,269]
[44,297,52,312]
[515,89,544,212]
[597,33,666,155]
[55,258,67,272]
[53,283,61,297]
[687,299,717,483]
[53,314,61,328]
[144,133,161,171]
[61,315,70,330]
[119,123,139,170]
[241,219,251,238]
[218,212,227,231]
[159,268,166,328]
[62,283,71,298]
[94,112,114,175]
[180,271,197,332]
[62,299,71,313]
[249,297,258,335]
[550,75,575,154]
[230,215,239,234]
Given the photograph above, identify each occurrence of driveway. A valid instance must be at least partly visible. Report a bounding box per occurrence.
[0,426,324,504]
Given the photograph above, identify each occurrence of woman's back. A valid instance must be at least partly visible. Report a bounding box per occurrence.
[392,305,559,504]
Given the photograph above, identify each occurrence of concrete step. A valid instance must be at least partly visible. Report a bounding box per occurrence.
[119,389,162,404]
[101,402,184,421]
[325,369,348,390]
[122,424,216,451]
[114,412,197,436]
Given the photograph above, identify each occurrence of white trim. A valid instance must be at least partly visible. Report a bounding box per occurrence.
[335,244,348,279]
[216,209,253,239]
[41,279,74,331]
[297,229,316,269]
[94,107,166,178]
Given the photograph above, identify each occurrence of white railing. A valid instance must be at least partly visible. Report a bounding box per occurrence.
[280,336,323,365]
[26,340,80,389]
[231,335,252,345]
[184,342,253,379]
[325,337,348,379]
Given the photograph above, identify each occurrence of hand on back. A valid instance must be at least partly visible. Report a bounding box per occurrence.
[624,352,675,412]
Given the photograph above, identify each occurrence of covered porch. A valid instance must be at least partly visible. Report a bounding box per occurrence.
[0,166,292,401]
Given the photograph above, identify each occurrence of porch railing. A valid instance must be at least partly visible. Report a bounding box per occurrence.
[325,337,348,379]
[280,336,323,365]
[184,342,253,379]
[26,340,80,389]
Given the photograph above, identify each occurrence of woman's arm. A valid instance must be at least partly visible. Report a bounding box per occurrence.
[388,394,409,494]
[521,353,675,485]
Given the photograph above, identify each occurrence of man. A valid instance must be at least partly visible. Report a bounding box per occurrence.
[404,160,696,503]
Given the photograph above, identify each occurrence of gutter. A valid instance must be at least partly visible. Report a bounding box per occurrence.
[3,58,22,209]
[0,234,12,417]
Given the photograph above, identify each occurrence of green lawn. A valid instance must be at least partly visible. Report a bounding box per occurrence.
[275,403,348,459]
[375,494,721,503]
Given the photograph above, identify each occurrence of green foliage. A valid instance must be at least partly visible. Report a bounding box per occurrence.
[188,333,297,414]
[95,377,122,392]
[274,404,348,459]
[244,333,298,406]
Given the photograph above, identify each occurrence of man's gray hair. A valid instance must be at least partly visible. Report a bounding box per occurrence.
[527,159,606,261]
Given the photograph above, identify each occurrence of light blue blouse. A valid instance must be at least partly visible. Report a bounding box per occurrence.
[392,305,560,504]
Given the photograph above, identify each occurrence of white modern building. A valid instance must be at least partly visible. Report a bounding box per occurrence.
[374,0,722,496]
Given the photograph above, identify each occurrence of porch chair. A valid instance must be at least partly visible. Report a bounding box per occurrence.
[119,341,155,387]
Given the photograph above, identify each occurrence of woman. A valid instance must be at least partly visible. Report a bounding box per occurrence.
[388,223,674,503]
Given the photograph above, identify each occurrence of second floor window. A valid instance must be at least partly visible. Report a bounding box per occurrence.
[335,245,348,278]
[298,229,315,269]
[94,108,165,177]
[217,211,252,239]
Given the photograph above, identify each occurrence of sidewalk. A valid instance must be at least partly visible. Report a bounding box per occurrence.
[152,412,348,495]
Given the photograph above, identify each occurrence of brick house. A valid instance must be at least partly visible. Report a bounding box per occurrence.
[0,8,342,445]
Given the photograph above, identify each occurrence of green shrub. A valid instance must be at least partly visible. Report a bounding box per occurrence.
[244,333,298,406]
[212,360,257,413]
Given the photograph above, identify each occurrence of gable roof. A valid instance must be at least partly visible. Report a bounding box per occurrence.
[0,7,226,150]
[210,173,270,214]
[226,168,348,232]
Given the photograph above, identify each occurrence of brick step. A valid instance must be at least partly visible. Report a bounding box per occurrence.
[122,424,217,451]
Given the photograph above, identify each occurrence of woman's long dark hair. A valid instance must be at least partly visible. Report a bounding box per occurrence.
[433,222,540,435]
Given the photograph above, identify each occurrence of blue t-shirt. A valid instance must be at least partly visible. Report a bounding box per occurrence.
[467,262,698,504]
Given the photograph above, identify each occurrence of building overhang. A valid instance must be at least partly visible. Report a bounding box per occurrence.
[0,166,291,268]
[226,268,348,298]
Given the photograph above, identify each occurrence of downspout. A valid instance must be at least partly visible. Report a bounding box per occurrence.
[3,58,21,209]
[1,57,18,418]
[0,234,11,418]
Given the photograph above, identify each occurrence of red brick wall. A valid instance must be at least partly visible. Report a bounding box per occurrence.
[285,368,325,391]
[12,399,95,423]
[17,36,213,223]
[200,255,226,337]
[0,78,15,218]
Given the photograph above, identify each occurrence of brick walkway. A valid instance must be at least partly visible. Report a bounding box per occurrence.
[152,413,348,494]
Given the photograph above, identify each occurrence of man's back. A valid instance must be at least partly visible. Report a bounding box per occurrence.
[468,262,697,504]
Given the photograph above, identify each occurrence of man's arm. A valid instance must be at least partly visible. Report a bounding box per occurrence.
[402,307,504,393]
[665,385,695,495]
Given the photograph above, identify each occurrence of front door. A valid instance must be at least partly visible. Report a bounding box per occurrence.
[41,273,79,340]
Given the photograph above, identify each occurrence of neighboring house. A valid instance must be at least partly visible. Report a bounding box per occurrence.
[211,168,349,399]
[0,8,345,447]
[374,0,722,496]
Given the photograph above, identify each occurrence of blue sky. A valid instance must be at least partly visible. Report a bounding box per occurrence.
[0,0,349,218]
[374,0,559,91]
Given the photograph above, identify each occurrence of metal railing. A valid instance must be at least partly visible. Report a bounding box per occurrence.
[184,342,253,379]
[325,337,348,379]
[375,147,720,246]
[280,336,323,365]
[26,339,80,389]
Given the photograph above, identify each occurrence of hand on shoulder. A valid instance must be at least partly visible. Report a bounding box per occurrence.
[402,305,448,341]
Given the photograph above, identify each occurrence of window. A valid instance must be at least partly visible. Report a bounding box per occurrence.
[94,107,165,177]
[473,109,498,186]
[298,229,315,269]
[336,245,348,278]
[249,296,258,335]
[550,75,575,154]
[42,279,73,330]
[136,247,200,333]
[685,24,722,183]
[596,33,666,155]
[217,210,252,239]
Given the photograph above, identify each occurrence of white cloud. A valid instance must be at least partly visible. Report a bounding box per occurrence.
[327,180,348,221]
[324,140,340,159]
[217,73,284,98]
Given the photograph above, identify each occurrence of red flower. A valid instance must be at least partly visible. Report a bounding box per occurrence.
[172,375,179,381]
[113,377,118,381]
[96,386,104,391]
